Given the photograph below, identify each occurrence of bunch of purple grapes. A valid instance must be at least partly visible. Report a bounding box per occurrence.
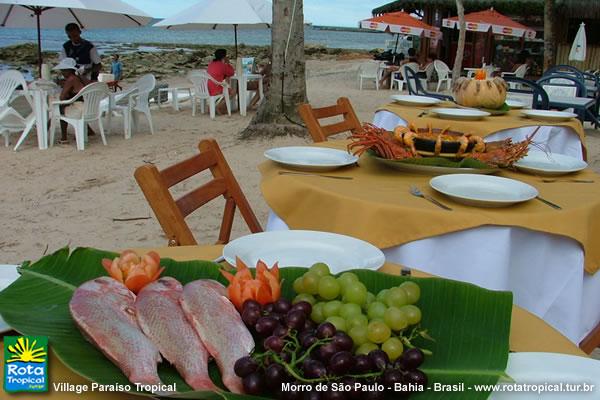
[236,298,427,399]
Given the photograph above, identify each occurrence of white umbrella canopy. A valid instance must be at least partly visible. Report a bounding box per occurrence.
[0,0,151,29]
[154,0,272,57]
[0,0,152,73]
[569,22,587,62]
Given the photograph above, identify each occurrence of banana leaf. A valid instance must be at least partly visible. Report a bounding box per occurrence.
[0,248,512,399]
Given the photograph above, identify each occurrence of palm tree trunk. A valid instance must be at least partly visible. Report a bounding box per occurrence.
[452,0,466,86]
[240,0,307,138]
[543,0,556,71]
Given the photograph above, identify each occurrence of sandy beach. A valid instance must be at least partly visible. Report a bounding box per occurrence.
[2,58,600,265]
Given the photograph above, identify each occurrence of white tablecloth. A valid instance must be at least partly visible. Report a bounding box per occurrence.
[373,110,585,160]
[266,213,600,344]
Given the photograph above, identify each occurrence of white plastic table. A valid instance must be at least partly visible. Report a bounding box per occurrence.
[157,87,192,112]
[18,84,56,150]
[231,73,264,116]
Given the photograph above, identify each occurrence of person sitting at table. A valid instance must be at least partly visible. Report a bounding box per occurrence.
[380,48,422,88]
[52,57,94,144]
[402,48,419,65]
[207,48,236,115]
[379,54,405,89]
[247,57,272,110]
[511,50,534,75]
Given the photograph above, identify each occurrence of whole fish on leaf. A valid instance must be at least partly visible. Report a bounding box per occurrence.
[181,279,254,394]
[135,277,216,391]
[69,277,162,387]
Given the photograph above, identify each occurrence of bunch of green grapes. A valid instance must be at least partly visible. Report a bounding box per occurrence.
[292,262,423,361]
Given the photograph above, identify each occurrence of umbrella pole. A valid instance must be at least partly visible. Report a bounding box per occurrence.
[36,9,42,78]
[234,24,238,59]
[394,33,399,54]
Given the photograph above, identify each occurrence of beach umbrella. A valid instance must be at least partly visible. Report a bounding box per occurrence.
[0,0,152,74]
[361,11,442,41]
[442,8,536,39]
[153,0,272,59]
[569,22,586,62]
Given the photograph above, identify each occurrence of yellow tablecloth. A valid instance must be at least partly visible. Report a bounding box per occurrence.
[259,140,600,274]
[379,102,587,155]
[0,245,586,399]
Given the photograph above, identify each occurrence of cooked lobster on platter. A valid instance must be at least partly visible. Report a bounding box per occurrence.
[348,123,535,168]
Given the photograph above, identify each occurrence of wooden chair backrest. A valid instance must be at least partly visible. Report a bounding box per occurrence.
[298,97,362,143]
[134,138,262,246]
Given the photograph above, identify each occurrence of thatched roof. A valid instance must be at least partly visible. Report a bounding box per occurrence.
[372,0,600,20]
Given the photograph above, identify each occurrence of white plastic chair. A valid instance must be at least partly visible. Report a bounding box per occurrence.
[422,62,435,89]
[502,65,529,89]
[189,71,231,119]
[113,74,155,139]
[49,82,110,151]
[391,62,419,91]
[0,70,36,150]
[1,107,35,149]
[358,61,380,90]
[434,60,453,92]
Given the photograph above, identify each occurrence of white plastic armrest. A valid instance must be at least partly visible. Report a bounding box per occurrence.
[50,98,77,106]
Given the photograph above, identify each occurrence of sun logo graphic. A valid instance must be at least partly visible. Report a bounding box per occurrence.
[4,336,48,393]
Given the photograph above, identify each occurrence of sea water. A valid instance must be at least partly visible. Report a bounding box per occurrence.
[0,26,388,53]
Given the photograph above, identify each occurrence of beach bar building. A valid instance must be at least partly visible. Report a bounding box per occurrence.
[372,0,600,72]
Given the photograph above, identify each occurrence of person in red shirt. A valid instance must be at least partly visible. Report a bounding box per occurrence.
[207,48,235,114]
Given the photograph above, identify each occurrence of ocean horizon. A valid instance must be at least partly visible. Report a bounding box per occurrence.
[0,26,389,53]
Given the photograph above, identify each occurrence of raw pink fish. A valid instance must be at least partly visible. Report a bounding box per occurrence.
[181,279,254,394]
[135,277,216,391]
[69,277,162,386]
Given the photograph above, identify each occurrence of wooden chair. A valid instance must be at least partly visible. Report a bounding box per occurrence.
[580,323,600,354]
[298,97,362,143]
[134,139,262,246]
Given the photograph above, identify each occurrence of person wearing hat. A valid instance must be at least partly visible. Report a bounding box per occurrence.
[53,58,94,144]
[60,23,101,81]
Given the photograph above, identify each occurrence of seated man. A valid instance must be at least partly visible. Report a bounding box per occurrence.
[52,58,93,144]
[207,48,235,115]
[247,59,271,110]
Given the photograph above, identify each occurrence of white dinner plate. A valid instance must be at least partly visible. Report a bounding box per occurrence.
[390,95,442,106]
[521,110,577,122]
[430,108,491,120]
[0,265,20,333]
[223,230,385,273]
[506,99,527,109]
[264,146,358,172]
[490,352,600,399]
[430,174,538,207]
[515,151,588,176]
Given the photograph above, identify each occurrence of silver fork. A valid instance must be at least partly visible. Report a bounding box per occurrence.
[409,186,452,211]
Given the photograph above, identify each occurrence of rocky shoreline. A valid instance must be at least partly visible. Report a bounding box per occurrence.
[0,43,374,81]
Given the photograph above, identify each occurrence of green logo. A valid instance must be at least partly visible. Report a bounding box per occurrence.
[4,336,48,392]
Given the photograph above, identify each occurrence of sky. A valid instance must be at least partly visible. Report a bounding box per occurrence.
[129,0,386,27]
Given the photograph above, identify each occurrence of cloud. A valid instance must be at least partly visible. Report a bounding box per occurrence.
[127,0,381,26]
